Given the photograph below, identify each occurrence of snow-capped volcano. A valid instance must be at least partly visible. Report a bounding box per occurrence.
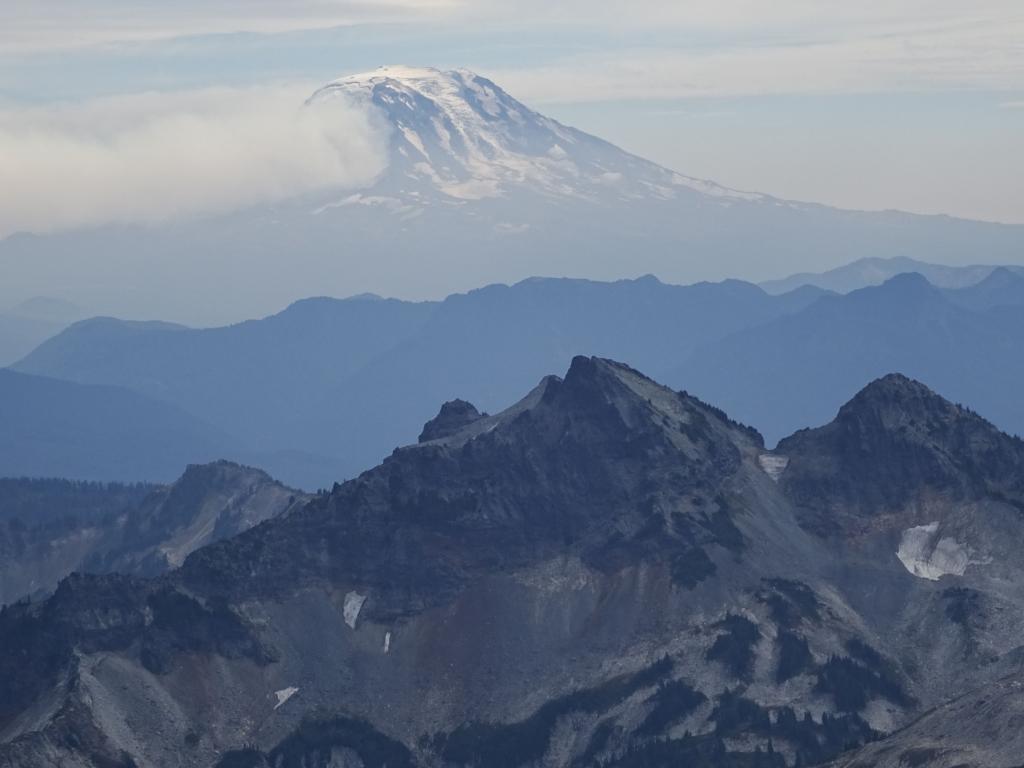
[311,66,763,205]
[3,65,1023,322]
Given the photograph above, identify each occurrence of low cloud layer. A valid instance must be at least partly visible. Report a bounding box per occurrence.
[0,86,389,237]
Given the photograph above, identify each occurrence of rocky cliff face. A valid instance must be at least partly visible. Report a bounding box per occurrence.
[2,360,1024,767]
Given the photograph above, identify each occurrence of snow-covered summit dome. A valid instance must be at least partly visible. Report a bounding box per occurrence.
[311,66,764,204]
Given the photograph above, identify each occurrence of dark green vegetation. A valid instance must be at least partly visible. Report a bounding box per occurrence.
[758,579,821,628]
[669,545,716,588]
[776,631,813,683]
[814,642,910,713]
[437,658,672,768]
[711,691,877,766]
[636,680,707,736]
[706,615,761,680]
[216,716,415,768]
[597,689,875,768]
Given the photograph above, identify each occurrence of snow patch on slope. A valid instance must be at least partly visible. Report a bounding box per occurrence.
[757,454,789,482]
[896,522,978,580]
[343,591,366,628]
[273,686,299,710]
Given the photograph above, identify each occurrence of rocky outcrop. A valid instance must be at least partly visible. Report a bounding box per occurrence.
[417,399,485,443]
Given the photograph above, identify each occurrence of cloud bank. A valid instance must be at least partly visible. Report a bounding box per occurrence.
[0,86,389,237]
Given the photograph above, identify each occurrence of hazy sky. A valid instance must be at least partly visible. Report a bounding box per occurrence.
[1,0,1022,236]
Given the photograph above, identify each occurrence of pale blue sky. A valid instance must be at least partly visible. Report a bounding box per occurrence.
[1,1,1022,227]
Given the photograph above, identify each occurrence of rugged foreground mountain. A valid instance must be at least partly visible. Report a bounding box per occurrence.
[2,358,1024,767]
[2,67,1022,323]
[0,462,307,606]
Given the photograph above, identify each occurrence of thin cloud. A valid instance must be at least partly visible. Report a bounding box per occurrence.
[0,0,455,52]
[489,12,1024,104]
[0,85,390,237]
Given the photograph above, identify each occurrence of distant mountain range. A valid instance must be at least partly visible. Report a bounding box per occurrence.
[8,276,826,486]
[0,296,88,367]
[759,255,1024,295]
[0,367,235,481]
[4,358,1024,767]
[678,268,1024,444]
[9,264,1024,488]
[2,67,1022,324]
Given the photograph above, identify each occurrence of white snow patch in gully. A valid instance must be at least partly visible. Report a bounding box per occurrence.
[896,522,972,580]
[758,454,789,482]
[344,591,367,628]
[274,686,299,710]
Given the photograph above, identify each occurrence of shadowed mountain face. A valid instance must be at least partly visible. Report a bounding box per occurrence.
[2,68,1022,323]
[3,359,1024,768]
[0,461,308,606]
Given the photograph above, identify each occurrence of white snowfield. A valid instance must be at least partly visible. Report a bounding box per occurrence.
[273,686,299,710]
[343,591,367,629]
[757,454,789,482]
[896,522,977,580]
[311,66,769,207]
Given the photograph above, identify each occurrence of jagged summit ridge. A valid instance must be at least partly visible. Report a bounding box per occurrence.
[311,66,766,204]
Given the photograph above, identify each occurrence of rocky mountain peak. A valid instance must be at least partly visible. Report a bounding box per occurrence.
[777,375,1024,517]
[825,374,1016,456]
[180,358,762,613]
[418,399,485,442]
[838,372,954,419]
